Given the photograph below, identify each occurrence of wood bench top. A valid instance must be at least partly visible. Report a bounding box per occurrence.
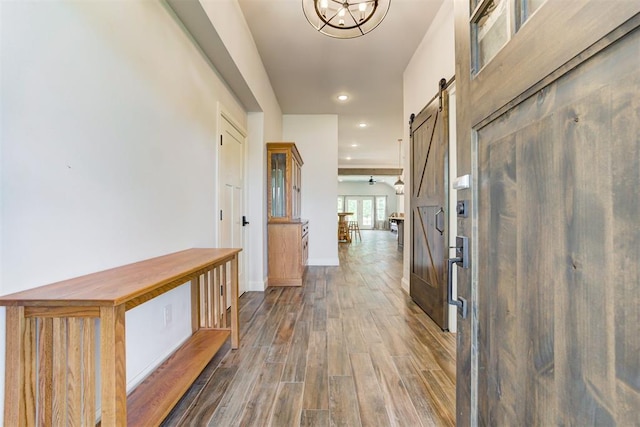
[0,248,241,308]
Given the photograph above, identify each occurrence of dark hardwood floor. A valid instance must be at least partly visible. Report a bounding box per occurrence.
[162,230,456,426]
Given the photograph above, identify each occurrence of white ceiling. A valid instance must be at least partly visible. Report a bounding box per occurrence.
[237,0,444,168]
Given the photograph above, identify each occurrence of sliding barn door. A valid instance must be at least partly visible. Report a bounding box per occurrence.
[410,89,449,330]
[454,0,640,425]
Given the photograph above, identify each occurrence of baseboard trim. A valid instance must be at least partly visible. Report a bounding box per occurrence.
[401,276,410,294]
[308,258,340,266]
[246,278,268,292]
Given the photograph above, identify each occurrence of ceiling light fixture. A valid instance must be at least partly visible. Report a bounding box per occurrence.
[368,176,376,185]
[302,0,391,39]
[394,138,404,195]
[358,123,367,128]
[337,94,349,101]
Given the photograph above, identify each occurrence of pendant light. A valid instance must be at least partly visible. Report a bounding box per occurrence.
[394,138,404,195]
[302,0,391,39]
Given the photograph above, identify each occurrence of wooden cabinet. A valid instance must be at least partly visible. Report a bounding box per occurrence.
[268,221,309,286]
[267,142,303,222]
[267,142,308,286]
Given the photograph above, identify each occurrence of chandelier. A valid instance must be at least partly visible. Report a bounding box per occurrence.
[302,0,391,39]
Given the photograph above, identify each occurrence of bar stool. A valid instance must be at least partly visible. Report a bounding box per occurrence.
[338,221,351,243]
[348,220,361,242]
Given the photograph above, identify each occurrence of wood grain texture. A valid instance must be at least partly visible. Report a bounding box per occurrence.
[270,382,305,426]
[126,329,229,426]
[364,344,421,427]
[0,248,241,308]
[300,409,329,427]
[329,376,361,427]
[302,331,329,410]
[66,318,82,424]
[209,346,269,425]
[24,306,100,318]
[410,94,449,330]
[231,256,240,348]
[82,318,96,426]
[282,321,310,382]
[171,231,455,426]
[268,221,308,286]
[392,356,442,426]
[19,318,36,427]
[350,353,390,426]
[469,0,640,126]
[37,318,53,426]
[472,21,640,426]
[3,307,26,427]
[0,249,242,427]
[100,305,126,427]
[238,363,284,426]
[52,317,68,425]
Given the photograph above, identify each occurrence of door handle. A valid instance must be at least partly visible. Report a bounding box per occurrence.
[447,236,469,319]
[435,207,444,235]
[242,216,250,226]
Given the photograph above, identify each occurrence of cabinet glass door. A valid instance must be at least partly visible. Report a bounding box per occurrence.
[271,152,287,218]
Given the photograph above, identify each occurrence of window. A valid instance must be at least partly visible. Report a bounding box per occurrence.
[471,0,547,74]
[376,196,387,221]
[337,196,344,213]
[472,0,510,73]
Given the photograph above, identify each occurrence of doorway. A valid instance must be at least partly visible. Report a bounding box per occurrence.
[345,196,375,230]
[219,112,246,294]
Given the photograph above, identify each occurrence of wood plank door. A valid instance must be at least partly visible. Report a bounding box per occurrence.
[454,1,640,425]
[410,89,449,330]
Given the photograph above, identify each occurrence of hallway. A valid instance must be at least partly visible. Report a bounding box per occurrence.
[163,231,456,426]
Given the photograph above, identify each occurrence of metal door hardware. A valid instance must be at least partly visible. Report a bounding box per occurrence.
[242,216,250,226]
[456,200,468,218]
[447,236,469,319]
[435,207,445,235]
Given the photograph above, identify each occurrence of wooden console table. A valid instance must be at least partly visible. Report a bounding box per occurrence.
[0,248,241,426]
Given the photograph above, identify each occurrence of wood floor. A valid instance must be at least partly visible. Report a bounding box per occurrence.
[162,230,456,426]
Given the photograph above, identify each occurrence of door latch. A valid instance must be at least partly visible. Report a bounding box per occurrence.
[447,236,469,319]
[242,216,250,226]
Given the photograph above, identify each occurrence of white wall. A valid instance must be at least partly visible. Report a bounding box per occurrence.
[199,0,283,290]
[402,1,456,320]
[283,115,339,266]
[0,0,263,417]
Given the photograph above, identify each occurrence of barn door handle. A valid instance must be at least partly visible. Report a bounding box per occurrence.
[447,257,468,319]
[435,208,444,235]
[242,216,250,226]
[447,236,469,319]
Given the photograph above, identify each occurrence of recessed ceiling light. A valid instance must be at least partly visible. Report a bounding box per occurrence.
[345,156,352,160]
[337,94,349,101]
[351,143,358,147]
[358,123,367,128]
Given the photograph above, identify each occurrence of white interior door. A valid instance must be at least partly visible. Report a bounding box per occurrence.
[345,196,374,230]
[219,114,245,294]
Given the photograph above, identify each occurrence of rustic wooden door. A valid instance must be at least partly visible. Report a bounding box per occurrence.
[410,90,449,330]
[454,1,640,425]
